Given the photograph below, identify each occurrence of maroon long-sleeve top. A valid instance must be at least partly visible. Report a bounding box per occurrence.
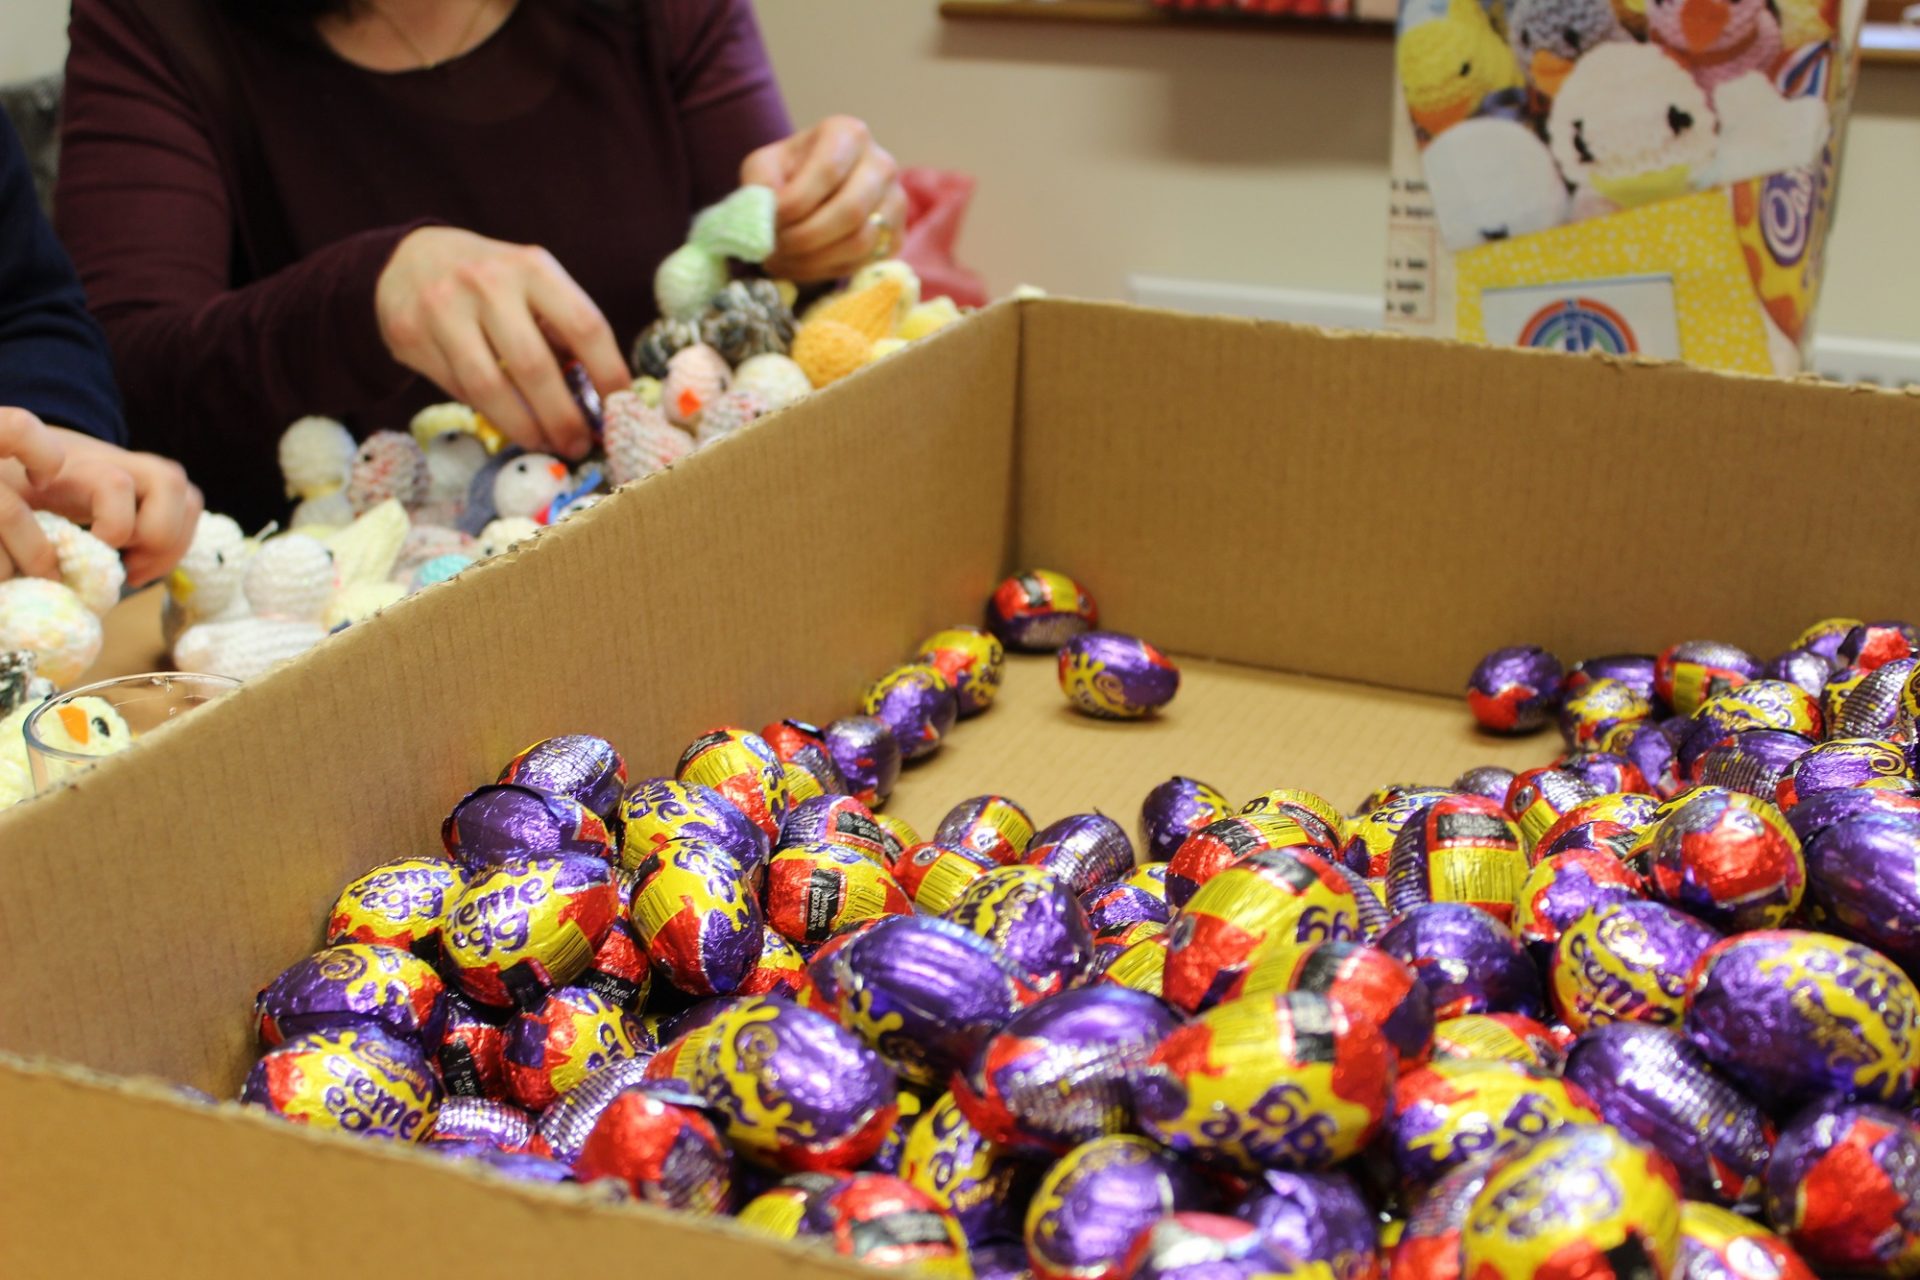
[56,0,791,526]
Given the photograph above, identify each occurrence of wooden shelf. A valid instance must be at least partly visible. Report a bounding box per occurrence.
[940,0,1918,64]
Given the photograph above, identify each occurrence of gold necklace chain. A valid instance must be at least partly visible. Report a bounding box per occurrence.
[364,0,496,70]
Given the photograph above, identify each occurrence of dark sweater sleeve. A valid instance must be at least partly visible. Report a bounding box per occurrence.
[664,0,793,209]
[0,110,126,444]
[54,0,425,468]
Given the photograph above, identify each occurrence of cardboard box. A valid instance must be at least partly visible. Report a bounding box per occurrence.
[2,300,1916,1274]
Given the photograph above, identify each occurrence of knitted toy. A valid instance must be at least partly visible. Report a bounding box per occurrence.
[1508,0,1630,97]
[806,278,904,341]
[655,186,777,321]
[0,652,54,808]
[851,260,921,323]
[279,416,357,529]
[346,430,430,515]
[172,615,327,682]
[1547,44,1718,213]
[731,353,812,412]
[630,376,664,408]
[492,454,572,521]
[899,297,964,342]
[0,578,102,688]
[0,691,131,806]
[163,512,257,647]
[31,512,125,617]
[662,344,733,427]
[695,390,768,446]
[319,499,409,593]
[699,279,796,366]
[867,338,909,364]
[475,517,540,559]
[1424,116,1573,249]
[409,553,475,592]
[408,406,491,528]
[325,581,405,632]
[602,391,695,487]
[792,319,874,389]
[1398,0,1527,140]
[631,318,701,381]
[1701,70,1829,187]
[243,534,339,622]
[172,532,336,682]
[392,523,475,585]
[1647,0,1782,92]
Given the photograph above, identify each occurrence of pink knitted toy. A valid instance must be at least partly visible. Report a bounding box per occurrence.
[346,431,430,515]
[602,391,695,487]
[1648,0,1782,92]
[662,344,732,428]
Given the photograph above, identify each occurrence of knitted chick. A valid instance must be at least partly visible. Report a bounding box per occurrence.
[245,534,338,622]
[1398,0,1527,140]
[408,404,490,526]
[392,524,475,584]
[320,500,409,591]
[171,533,336,680]
[602,391,695,487]
[1509,0,1630,96]
[662,344,733,427]
[172,616,327,682]
[475,518,541,559]
[699,279,796,366]
[695,390,767,446]
[1547,43,1717,211]
[29,694,131,759]
[792,319,872,389]
[655,186,778,321]
[164,512,254,647]
[898,297,964,342]
[30,512,124,617]
[731,353,812,412]
[279,416,357,528]
[0,696,41,808]
[0,578,102,688]
[631,318,701,381]
[346,430,430,515]
[1424,116,1572,249]
[850,260,921,324]
[409,553,475,592]
[807,279,904,342]
[492,454,572,522]
[1702,70,1828,186]
[1647,0,1782,91]
[324,581,405,632]
[630,376,664,408]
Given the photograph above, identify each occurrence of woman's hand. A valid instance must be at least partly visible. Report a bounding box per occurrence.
[375,228,631,459]
[0,409,204,588]
[742,116,908,282]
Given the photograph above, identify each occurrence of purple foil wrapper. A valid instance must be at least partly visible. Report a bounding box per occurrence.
[1778,739,1914,808]
[1784,786,1920,847]
[778,794,888,863]
[1557,750,1648,798]
[1646,790,1805,932]
[1028,813,1137,895]
[825,715,903,808]
[1693,729,1817,801]
[828,915,1023,1086]
[1466,645,1564,734]
[1765,1099,1920,1276]
[1234,1169,1378,1280]
[429,1096,535,1150]
[255,943,447,1048]
[1025,1135,1212,1280]
[1515,850,1645,965]
[1608,722,1683,799]
[1125,1214,1301,1280]
[945,866,1096,998]
[1453,766,1518,804]
[1764,649,1834,698]
[1563,1022,1773,1203]
[1834,657,1919,739]
[443,783,616,872]
[954,986,1179,1154]
[1139,777,1232,864]
[901,1091,1043,1244]
[1806,812,1920,969]
[862,665,959,763]
[1568,654,1660,702]
[1058,631,1181,719]
[970,1242,1036,1280]
[1685,930,1920,1111]
[498,734,628,824]
[532,1054,657,1162]
[1081,882,1172,937]
[477,1149,583,1184]
[1377,903,1544,1020]
[620,777,769,885]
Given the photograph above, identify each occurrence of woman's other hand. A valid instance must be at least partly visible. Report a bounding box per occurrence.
[375,228,631,459]
[743,116,907,282]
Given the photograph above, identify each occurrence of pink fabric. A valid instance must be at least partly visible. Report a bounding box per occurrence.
[897,167,987,309]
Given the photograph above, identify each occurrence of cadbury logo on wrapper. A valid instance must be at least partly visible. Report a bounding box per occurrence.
[1551,898,1720,1033]
[862,666,959,763]
[901,1091,1038,1245]
[255,942,447,1049]
[1057,631,1180,720]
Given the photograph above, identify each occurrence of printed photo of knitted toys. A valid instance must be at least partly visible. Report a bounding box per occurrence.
[1396,0,1848,252]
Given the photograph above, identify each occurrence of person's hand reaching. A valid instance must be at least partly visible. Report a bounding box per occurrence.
[742,116,908,282]
[376,228,631,459]
[0,408,204,588]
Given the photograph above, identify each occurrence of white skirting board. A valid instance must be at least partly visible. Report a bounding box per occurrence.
[1126,275,1920,390]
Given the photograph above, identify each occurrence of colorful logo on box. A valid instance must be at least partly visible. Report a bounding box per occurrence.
[1516,298,1639,355]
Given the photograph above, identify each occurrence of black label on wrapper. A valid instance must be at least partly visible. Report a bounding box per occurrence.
[806,868,846,941]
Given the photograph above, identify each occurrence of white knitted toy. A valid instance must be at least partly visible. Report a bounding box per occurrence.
[662,344,732,428]
[320,500,408,592]
[243,534,338,622]
[163,512,256,647]
[0,578,102,688]
[171,531,336,681]
[32,512,125,617]
[602,391,694,487]
[695,389,768,446]
[493,455,573,522]
[730,354,812,413]
[280,416,358,529]
[0,692,130,807]
[476,517,540,559]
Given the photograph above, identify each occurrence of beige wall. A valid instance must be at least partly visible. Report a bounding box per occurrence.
[4,0,1914,340]
[757,1,1920,344]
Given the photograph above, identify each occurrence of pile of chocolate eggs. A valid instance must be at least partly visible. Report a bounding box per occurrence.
[235,593,1920,1280]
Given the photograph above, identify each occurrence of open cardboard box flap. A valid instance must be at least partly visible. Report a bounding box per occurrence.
[2,299,1916,1273]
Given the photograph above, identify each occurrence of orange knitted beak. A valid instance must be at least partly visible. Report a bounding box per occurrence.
[547,461,567,481]
[1531,48,1576,94]
[58,704,90,746]
[1681,0,1729,49]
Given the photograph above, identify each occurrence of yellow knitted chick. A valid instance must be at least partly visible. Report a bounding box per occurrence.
[808,279,905,343]
[866,338,910,364]
[1399,0,1525,140]
[30,695,131,759]
[851,260,921,325]
[792,318,875,389]
[899,297,964,342]
[1773,0,1830,50]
